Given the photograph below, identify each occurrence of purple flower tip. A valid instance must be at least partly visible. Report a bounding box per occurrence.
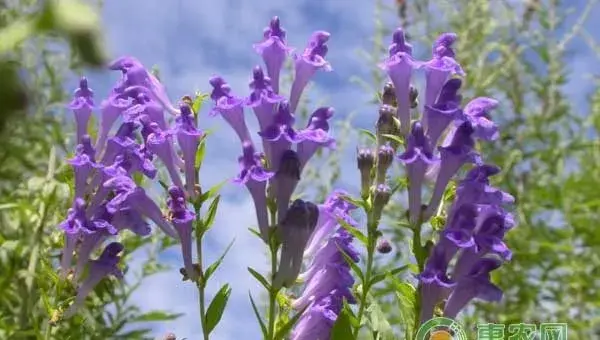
[433,33,458,59]
[306,31,330,59]
[209,76,230,101]
[265,16,286,39]
[436,78,462,107]
[389,28,413,56]
[101,242,125,259]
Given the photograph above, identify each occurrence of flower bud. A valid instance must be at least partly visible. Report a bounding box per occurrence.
[377,238,393,254]
[376,144,394,185]
[376,105,401,149]
[381,82,397,107]
[372,184,391,223]
[357,148,375,198]
[409,85,419,109]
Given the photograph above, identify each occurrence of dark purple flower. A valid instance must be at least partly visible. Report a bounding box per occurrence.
[418,246,455,324]
[426,121,481,219]
[291,296,339,340]
[103,176,178,238]
[444,257,503,319]
[274,199,319,288]
[289,31,332,113]
[234,142,273,241]
[111,205,151,236]
[68,135,101,199]
[99,121,137,165]
[122,86,169,130]
[460,97,500,141]
[245,66,285,131]
[258,101,302,172]
[69,77,94,143]
[379,28,420,135]
[297,107,336,170]
[398,122,437,224]
[144,122,184,189]
[168,186,197,281]
[209,76,251,142]
[253,17,293,94]
[292,263,355,311]
[95,94,131,156]
[436,204,478,263]
[421,33,465,111]
[64,242,124,318]
[424,78,463,147]
[172,104,203,197]
[274,150,302,223]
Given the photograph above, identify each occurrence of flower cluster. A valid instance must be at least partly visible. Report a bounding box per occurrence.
[60,57,201,316]
[290,191,360,340]
[373,28,515,324]
[209,17,336,243]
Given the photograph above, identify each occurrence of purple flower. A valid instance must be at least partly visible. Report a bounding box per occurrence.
[274,199,319,289]
[122,86,169,130]
[292,263,355,311]
[379,28,420,135]
[64,242,124,318]
[426,121,481,219]
[253,17,293,94]
[258,101,302,172]
[233,141,274,242]
[68,135,101,199]
[103,176,178,238]
[168,186,197,281]
[99,121,137,165]
[209,76,251,142]
[421,33,465,113]
[424,78,463,147]
[95,94,131,156]
[245,66,285,131]
[69,77,94,143]
[289,31,332,113]
[436,204,478,263]
[398,122,437,224]
[111,205,151,236]
[297,107,336,170]
[172,104,203,197]
[291,295,340,340]
[274,150,301,223]
[144,122,184,189]
[460,97,500,141]
[418,246,455,324]
[444,257,503,319]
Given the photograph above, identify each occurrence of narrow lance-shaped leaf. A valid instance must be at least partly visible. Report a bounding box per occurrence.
[204,238,235,281]
[204,283,232,334]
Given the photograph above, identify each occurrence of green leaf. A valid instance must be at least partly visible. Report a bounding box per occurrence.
[0,203,18,211]
[132,310,183,322]
[195,133,209,170]
[247,267,271,291]
[198,180,227,205]
[390,276,417,336]
[369,265,409,287]
[247,227,263,240]
[204,238,235,281]
[366,301,394,340]
[204,284,232,334]
[0,19,34,53]
[248,292,268,338]
[192,92,210,114]
[203,195,220,230]
[339,194,367,210]
[359,129,377,142]
[331,306,355,340]
[273,304,310,340]
[338,218,368,245]
[380,133,404,146]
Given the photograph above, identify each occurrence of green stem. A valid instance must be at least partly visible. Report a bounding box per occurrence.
[266,207,279,340]
[195,212,209,340]
[412,222,426,338]
[352,222,377,338]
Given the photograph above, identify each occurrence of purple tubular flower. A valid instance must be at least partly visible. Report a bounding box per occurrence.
[109,56,179,115]
[167,186,197,281]
[111,205,151,236]
[418,246,455,324]
[233,141,274,241]
[104,176,178,238]
[274,150,301,222]
[443,257,503,319]
[425,78,463,148]
[99,121,137,165]
[291,295,343,340]
[172,104,203,197]
[274,199,319,289]
[426,121,481,219]
[68,135,101,199]
[289,31,332,113]
[461,97,500,141]
[398,122,437,224]
[379,28,420,135]
[122,87,169,130]
[145,122,184,189]
[421,33,465,123]
[304,190,358,258]
[69,77,94,143]
[253,17,292,94]
[245,66,285,131]
[297,107,336,170]
[436,204,477,263]
[209,76,251,142]
[292,263,355,311]
[258,101,303,172]
[64,242,124,318]
[95,94,131,155]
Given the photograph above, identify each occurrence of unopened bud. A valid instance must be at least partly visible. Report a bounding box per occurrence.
[376,105,401,149]
[409,85,419,109]
[382,82,397,107]
[357,148,375,198]
[376,144,394,185]
[377,238,393,254]
[163,333,177,340]
[372,184,391,223]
